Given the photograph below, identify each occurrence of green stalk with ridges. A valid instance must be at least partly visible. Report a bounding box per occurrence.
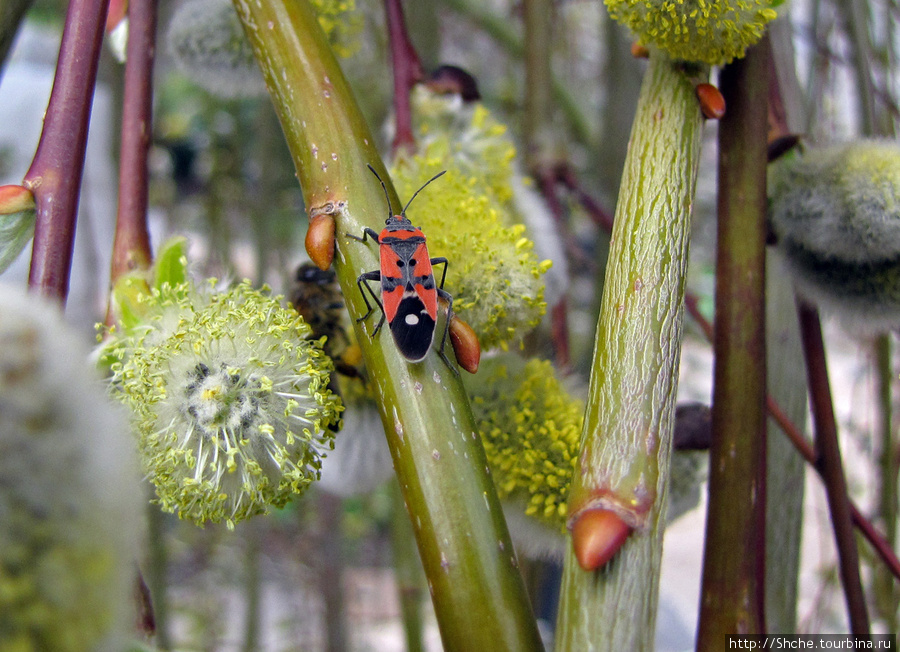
[555,50,704,651]
[230,1,543,649]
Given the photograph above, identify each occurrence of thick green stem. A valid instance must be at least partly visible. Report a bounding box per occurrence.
[231,2,543,649]
[697,38,770,645]
[555,50,703,651]
[390,481,426,652]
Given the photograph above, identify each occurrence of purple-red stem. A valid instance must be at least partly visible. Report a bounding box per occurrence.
[797,300,871,636]
[384,0,422,156]
[765,397,900,580]
[109,0,156,287]
[25,0,110,302]
[688,290,900,581]
[557,164,615,233]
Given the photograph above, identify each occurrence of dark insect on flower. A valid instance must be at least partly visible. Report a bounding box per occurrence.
[290,262,362,381]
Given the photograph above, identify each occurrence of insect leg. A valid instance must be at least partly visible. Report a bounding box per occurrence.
[436,288,458,375]
[431,257,449,290]
[356,271,386,336]
[346,227,381,243]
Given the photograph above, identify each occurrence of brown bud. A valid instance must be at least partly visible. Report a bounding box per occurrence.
[305,213,336,270]
[449,315,480,374]
[630,42,650,59]
[571,508,632,571]
[696,83,726,120]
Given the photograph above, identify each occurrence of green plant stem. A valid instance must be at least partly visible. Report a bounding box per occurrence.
[436,0,593,147]
[697,38,770,645]
[797,301,871,637]
[522,0,554,171]
[231,1,543,648]
[555,50,704,651]
[764,26,808,634]
[391,481,426,652]
[25,0,109,301]
[317,493,347,652]
[837,0,877,134]
[763,254,807,635]
[146,497,172,650]
[241,521,262,652]
[874,335,898,631]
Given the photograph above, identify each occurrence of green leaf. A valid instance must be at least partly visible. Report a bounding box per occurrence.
[0,207,35,274]
[153,236,188,290]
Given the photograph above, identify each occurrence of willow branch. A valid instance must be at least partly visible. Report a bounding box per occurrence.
[109,0,156,289]
[384,0,422,155]
[25,0,110,301]
[797,300,870,637]
[556,51,704,651]
[697,38,770,644]
[231,1,543,647]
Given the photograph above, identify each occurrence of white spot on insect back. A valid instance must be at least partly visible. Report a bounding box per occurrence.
[405,314,419,325]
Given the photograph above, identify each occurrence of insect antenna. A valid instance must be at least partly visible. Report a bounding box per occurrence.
[402,170,447,216]
[367,164,394,220]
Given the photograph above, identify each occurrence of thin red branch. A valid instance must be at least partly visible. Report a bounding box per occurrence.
[797,300,871,636]
[557,164,615,233]
[766,398,900,580]
[384,0,423,156]
[109,0,156,287]
[25,0,110,301]
[687,283,900,581]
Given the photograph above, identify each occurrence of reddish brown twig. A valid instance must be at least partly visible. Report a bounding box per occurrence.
[384,0,423,156]
[797,300,871,636]
[25,0,110,301]
[106,0,157,325]
[688,284,900,582]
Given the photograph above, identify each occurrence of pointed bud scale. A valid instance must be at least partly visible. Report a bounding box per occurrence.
[305,213,336,270]
[571,508,632,571]
[696,83,726,120]
[449,314,480,373]
[105,0,127,33]
[0,184,35,214]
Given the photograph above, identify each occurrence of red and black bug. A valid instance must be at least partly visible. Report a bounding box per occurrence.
[348,165,453,367]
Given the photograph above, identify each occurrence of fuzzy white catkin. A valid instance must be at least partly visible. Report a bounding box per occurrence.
[0,284,140,651]
[167,0,267,99]
[769,140,900,330]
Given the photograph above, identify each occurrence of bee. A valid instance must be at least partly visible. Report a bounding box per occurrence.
[290,262,362,380]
